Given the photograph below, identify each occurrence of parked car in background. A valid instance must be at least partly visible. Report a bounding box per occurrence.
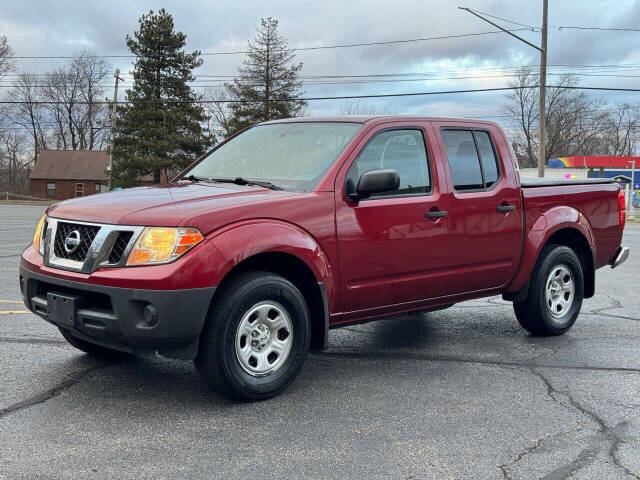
[20,116,629,401]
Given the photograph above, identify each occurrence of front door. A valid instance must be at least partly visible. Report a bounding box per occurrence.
[335,124,451,313]
[434,122,522,293]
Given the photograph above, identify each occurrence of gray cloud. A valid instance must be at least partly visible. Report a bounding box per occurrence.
[2,0,639,124]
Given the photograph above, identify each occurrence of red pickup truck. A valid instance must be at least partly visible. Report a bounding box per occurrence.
[20,116,629,401]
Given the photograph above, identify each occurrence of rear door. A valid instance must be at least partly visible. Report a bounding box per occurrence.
[432,122,522,293]
[335,123,451,313]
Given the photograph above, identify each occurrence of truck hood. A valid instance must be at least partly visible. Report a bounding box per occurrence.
[46,183,301,230]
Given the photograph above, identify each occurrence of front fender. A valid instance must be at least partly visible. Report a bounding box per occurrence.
[207,219,335,307]
[505,206,595,295]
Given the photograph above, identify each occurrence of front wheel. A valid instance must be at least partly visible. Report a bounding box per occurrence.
[195,271,310,401]
[513,244,584,336]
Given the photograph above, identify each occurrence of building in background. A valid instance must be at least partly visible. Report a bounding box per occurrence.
[29,150,169,200]
[548,156,640,185]
[30,150,109,201]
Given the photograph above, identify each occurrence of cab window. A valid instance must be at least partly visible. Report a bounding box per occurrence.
[348,129,431,198]
[441,129,501,191]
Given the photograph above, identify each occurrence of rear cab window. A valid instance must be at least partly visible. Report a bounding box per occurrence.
[441,128,502,192]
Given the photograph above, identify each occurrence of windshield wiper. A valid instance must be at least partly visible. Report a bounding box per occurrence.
[209,177,283,191]
[180,174,215,184]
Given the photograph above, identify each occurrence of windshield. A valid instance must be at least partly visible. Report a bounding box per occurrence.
[185,122,362,191]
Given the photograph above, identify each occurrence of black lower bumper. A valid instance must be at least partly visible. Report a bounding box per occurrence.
[19,267,216,359]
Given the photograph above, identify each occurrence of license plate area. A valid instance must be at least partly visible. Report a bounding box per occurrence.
[47,292,82,327]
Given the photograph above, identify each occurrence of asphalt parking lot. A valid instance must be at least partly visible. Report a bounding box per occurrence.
[0,204,639,480]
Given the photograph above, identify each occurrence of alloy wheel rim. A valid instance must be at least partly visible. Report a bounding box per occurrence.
[545,264,575,318]
[235,301,293,376]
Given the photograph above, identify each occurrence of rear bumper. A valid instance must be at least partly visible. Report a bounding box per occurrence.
[610,246,629,269]
[20,266,215,359]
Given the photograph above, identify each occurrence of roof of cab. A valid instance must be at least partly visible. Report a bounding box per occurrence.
[261,115,501,128]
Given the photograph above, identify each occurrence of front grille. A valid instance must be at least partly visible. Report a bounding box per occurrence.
[108,231,133,264]
[46,218,143,273]
[53,222,101,262]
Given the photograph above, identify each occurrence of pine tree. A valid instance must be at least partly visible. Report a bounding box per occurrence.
[225,17,306,133]
[113,9,210,187]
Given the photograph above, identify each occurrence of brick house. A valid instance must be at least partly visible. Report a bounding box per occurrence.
[30,150,109,201]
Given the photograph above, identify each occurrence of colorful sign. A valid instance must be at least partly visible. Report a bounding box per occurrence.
[548,156,640,168]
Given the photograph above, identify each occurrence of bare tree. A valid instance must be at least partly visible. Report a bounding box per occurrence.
[340,99,394,116]
[43,53,110,150]
[0,36,15,76]
[503,67,607,167]
[0,129,29,193]
[202,88,234,140]
[5,72,49,162]
[600,103,640,156]
[1,51,110,195]
[73,53,110,150]
[43,67,82,150]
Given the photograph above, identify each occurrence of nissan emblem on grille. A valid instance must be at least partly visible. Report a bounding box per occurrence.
[63,230,81,254]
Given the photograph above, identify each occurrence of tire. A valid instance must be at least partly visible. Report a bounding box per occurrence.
[59,328,130,360]
[195,270,310,401]
[513,244,584,336]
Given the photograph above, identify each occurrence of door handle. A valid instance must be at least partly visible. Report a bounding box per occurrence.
[497,204,516,212]
[425,210,448,218]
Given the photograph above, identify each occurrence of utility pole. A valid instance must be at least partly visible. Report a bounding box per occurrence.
[538,0,548,178]
[459,2,548,177]
[108,68,123,190]
[630,160,636,218]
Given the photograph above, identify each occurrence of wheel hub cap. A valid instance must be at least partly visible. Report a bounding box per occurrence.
[545,265,575,318]
[250,324,271,351]
[235,301,293,376]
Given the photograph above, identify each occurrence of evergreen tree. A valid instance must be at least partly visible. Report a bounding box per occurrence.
[225,17,306,133]
[114,9,210,186]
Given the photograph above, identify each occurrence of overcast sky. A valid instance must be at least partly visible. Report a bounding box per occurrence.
[2,0,640,132]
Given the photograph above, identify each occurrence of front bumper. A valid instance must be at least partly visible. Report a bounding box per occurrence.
[20,266,215,359]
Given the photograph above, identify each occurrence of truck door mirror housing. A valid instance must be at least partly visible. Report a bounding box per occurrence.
[349,169,400,200]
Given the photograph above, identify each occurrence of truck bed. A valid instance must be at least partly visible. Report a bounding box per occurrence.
[520,177,615,188]
[520,177,623,269]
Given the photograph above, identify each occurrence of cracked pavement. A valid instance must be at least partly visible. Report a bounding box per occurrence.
[0,205,639,479]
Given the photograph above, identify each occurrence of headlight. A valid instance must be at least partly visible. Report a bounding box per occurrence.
[126,227,204,266]
[33,214,46,255]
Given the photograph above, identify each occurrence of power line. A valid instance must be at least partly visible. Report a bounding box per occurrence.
[4,62,640,80]
[0,85,638,106]
[460,8,540,31]
[561,85,640,93]
[0,28,536,60]
[457,9,639,33]
[6,70,640,89]
[556,26,640,32]
[8,67,640,90]
[0,86,531,104]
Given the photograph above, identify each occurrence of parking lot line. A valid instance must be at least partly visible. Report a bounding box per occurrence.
[0,310,29,314]
[0,300,23,304]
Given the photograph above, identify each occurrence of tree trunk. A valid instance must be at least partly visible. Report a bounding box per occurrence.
[265,36,270,121]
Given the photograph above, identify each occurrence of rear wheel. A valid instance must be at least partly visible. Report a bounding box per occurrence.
[59,328,130,359]
[195,271,310,401]
[513,244,584,336]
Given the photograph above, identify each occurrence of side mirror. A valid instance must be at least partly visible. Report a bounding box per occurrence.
[348,169,400,200]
